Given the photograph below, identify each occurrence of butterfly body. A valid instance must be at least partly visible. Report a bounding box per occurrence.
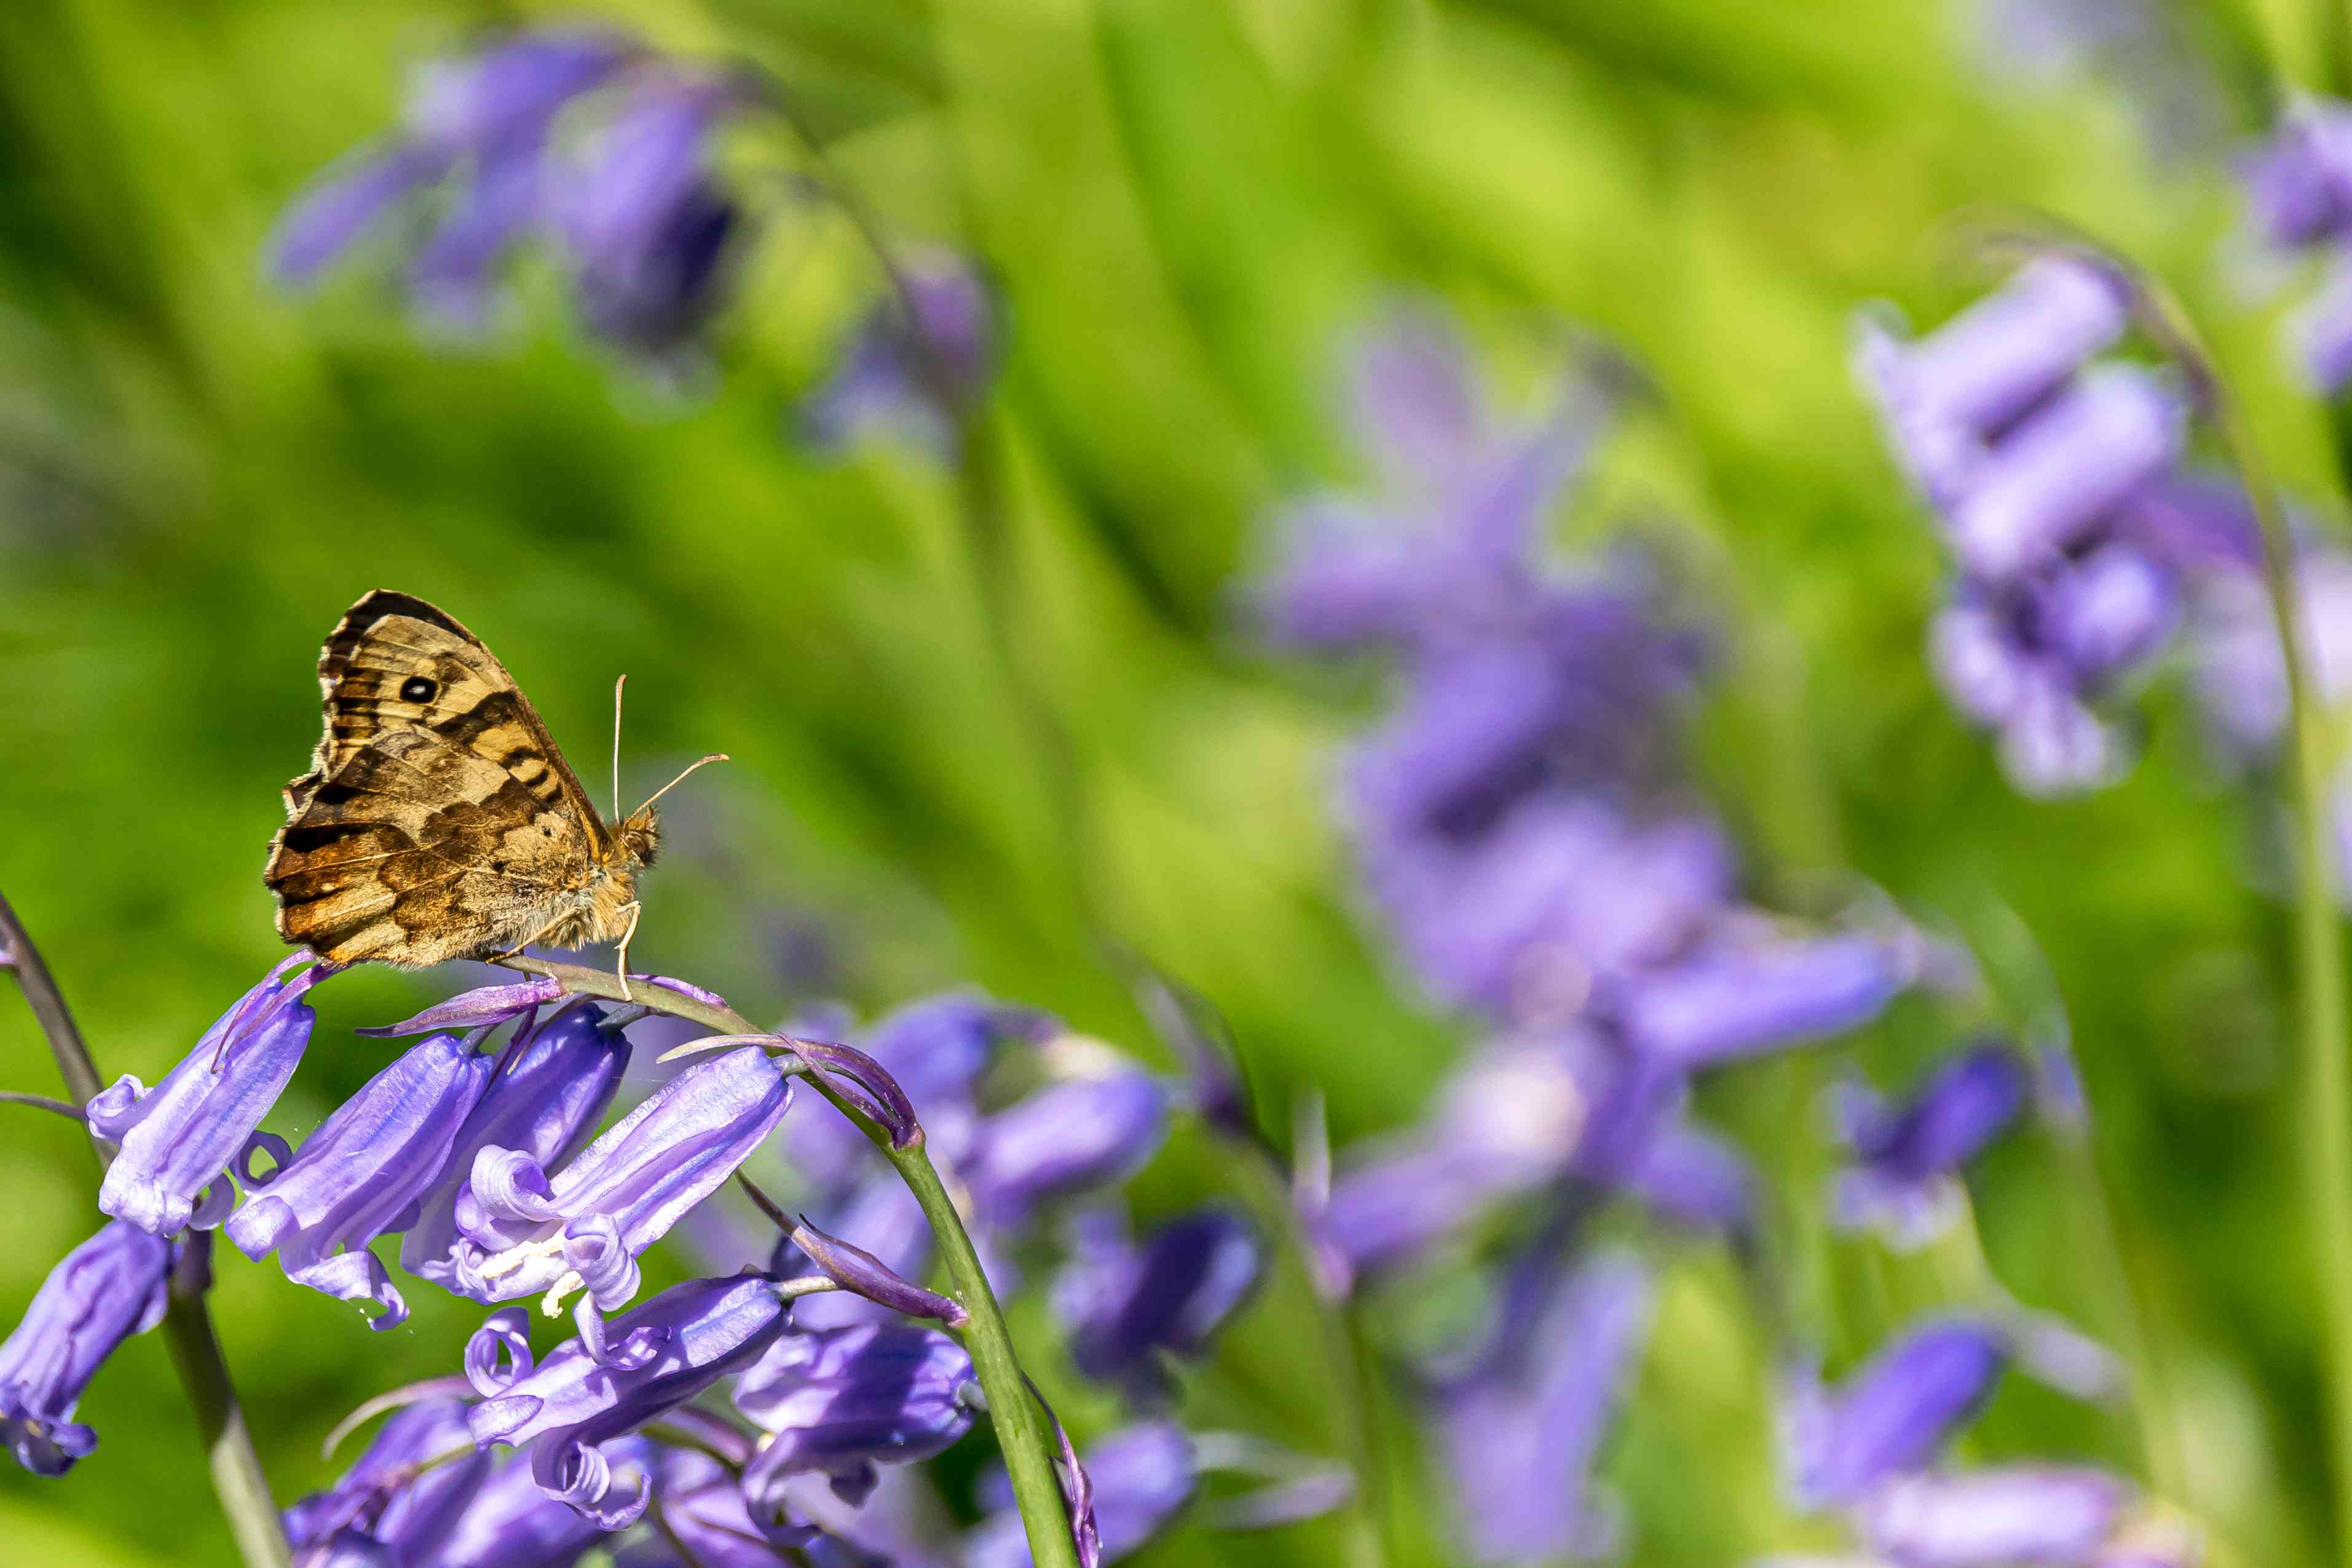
[265,590,660,969]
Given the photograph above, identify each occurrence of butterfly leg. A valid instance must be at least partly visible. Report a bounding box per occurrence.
[612,901,643,1003]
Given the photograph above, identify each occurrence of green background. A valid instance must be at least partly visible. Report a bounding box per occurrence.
[0,0,2341,1562]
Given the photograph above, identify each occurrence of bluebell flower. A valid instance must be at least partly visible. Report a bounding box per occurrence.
[284,1398,495,1556]
[0,1220,172,1475]
[401,1000,633,1294]
[227,1031,497,1328]
[963,1421,1195,1568]
[468,1274,793,1527]
[1854,1465,2131,1568]
[1783,1318,2010,1510]
[802,249,999,453]
[1831,1043,2030,1247]
[1054,1207,1261,1400]
[454,1047,793,1355]
[89,955,337,1236]
[734,1322,979,1510]
[1431,1253,1651,1564]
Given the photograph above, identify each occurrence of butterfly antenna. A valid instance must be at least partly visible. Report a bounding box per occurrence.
[610,674,628,823]
[631,753,730,818]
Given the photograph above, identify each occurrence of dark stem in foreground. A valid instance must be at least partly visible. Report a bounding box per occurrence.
[493,953,1084,1568]
[0,889,294,1568]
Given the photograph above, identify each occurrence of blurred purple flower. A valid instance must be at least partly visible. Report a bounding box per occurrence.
[1256,312,1614,656]
[435,1443,641,1568]
[1432,1253,1651,1564]
[454,1047,792,1353]
[1621,932,1911,1068]
[735,1322,978,1511]
[2243,100,2352,248]
[0,1220,172,1475]
[1314,1039,1589,1283]
[785,993,1046,1192]
[1855,1465,2131,1568]
[1854,256,2134,507]
[401,1001,633,1293]
[89,955,337,1237]
[1783,1318,2010,1510]
[271,28,768,358]
[273,30,633,314]
[963,1068,1170,1231]
[468,1275,792,1527]
[964,1421,1195,1568]
[802,250,998,452]
[227,1031,496,1328]
[1831,1044,2030,1247]
[553,78,743,358]
[1054,1207,1261,1400]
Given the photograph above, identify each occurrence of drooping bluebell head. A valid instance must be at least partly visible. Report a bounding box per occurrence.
[733,1322,979,1510]
[1054,1207,1261,1400]
[1782,1317,2010,1510]
[400,1000,633,1295]
[551,77,744,358]
[89,955,337,1237]
[227,1031,497,1328]
[801,248,999,453]
[1831,1042,2030,1247]
[0,1220,172,1475]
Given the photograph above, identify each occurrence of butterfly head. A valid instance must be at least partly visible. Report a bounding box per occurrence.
[616,806,661,869]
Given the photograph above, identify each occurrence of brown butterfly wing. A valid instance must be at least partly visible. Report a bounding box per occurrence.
[266,591,617,967]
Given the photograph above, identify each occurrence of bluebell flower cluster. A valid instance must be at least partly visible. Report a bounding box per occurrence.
[1254,306,1975,1562]
[1252,305,2176,1564]
[1858,251,2352,895]
[1853,256,2235,794]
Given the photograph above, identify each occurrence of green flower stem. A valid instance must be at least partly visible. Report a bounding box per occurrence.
[2132,278,2352,1543]
[0,889,294,1568]
[495,955,1083,1568]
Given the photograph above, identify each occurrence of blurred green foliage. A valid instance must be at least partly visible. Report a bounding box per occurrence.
[0,0,2345,1563]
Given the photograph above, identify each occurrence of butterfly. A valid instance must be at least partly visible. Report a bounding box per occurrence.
[263,589,721,993]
